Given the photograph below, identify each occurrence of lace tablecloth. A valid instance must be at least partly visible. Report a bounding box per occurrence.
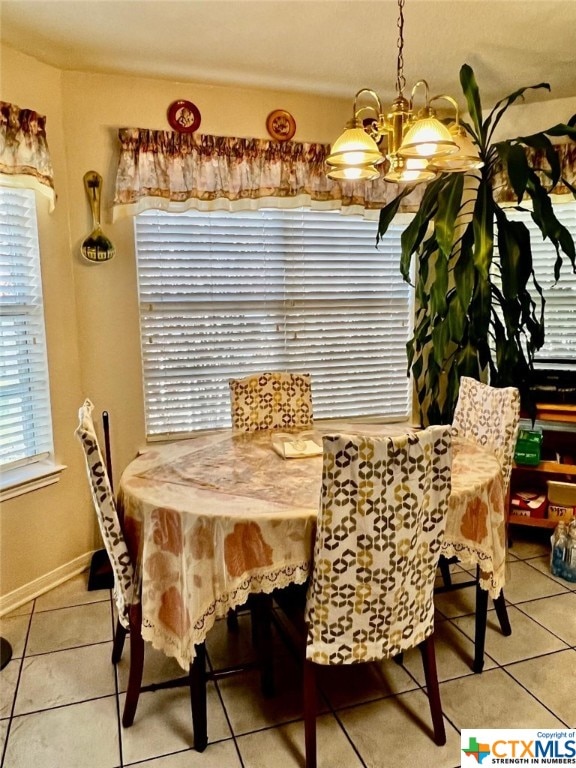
[117,424,504,668]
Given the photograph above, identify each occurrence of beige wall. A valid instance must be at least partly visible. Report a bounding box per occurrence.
[491,95,576,141]
[0,47,92,598]
[61,69,351,475]
[1,43,575,602]
[0,44,351,602]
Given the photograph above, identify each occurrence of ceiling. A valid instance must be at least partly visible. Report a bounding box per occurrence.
[2,0,576,108]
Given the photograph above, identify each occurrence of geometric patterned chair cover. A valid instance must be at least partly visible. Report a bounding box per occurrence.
[75,399,235,751]
[452,376,521,493]
[228,371,314,432]
[446,377,520,673]
[305,426,452,665]
[75,399,135,629]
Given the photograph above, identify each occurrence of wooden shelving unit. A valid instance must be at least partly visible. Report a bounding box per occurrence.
[508,514,557,529]
[527,460,576,476]
[509,403,576,530]
[530,403,576,424]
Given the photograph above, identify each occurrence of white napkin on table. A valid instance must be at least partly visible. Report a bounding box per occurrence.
[271,431,323,459]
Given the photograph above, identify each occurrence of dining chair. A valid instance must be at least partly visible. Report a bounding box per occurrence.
[75,399,272,751]
[303,426,453,768]
[437,375,521,672]
[228,371,313,432]
[227,371,314,635]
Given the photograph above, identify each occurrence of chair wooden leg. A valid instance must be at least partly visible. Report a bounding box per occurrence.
[122,606,144,727]
[438,556,452,587]
[419,634,446,746]
[190,642,208,752]
[473,572,489,674]
[493,592,511,636]
[111,618,127,664]
[251,593,275,697]
[303,659,317,768]
[226,607,239,633]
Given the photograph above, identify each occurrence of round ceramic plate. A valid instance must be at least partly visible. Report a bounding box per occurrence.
[167,100,202,133]
[266,109,296,141]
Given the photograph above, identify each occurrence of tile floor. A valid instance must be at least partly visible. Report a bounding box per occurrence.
[1,528,575,768]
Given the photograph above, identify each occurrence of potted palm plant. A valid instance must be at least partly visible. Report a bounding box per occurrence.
[378,64,576,425]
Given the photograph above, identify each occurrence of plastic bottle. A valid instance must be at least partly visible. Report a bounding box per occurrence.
[550,521,568,578]
[564,520,576,582]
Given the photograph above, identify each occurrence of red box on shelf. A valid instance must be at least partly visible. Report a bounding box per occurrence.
[510,490,548,519]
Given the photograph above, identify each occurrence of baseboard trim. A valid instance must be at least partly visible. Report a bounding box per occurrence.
[0,551,95,616]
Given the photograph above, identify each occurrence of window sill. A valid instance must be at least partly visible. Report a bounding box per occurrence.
[0,461,67,502]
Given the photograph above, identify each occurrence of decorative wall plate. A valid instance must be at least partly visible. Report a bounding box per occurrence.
[167,100,202,133]
[266,109,296,142]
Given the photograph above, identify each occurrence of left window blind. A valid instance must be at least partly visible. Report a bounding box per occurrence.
[0,187,54,470]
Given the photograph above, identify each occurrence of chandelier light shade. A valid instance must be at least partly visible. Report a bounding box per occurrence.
[325,123,384,168]
[429,124,484,172]
[384,156,436,183]
[397,114,457,158]
[326,0,482,184]
[326,164,382,181]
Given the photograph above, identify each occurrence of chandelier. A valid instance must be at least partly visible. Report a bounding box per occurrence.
[326,0,483,183]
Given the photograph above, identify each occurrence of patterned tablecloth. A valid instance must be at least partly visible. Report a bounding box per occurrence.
[117,423,505,669]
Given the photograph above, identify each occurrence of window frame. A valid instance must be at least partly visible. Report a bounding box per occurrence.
[0,186,63,501]
[134,207,416,439]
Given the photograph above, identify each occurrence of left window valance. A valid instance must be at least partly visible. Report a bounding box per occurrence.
[0,101,55,210]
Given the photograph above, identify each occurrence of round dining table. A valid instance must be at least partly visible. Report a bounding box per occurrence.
[117,421,505,669]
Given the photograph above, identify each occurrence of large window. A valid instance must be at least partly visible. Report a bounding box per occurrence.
[506,201,576,363]
[0,187,54,474]
[134,209,413,438]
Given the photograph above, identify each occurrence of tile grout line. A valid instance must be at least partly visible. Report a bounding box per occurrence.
[207,644,248,768]
[32,596,110,615]
[109,588,126,768]
[2,553,574,766]
[511,594,576,647]
[443,603,574,728]
[484,591,574,725]
[440,594,574,674]
[4,692,122,720]
[499,661,572,728]
[519,555,576,590]
[13,637,115,660]
[1,599,35,768]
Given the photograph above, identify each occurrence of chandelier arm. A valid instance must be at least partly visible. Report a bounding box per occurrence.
[326,0,467,183]
[409,80,431,111]
[353,89,384,120]
[430,94,460,126]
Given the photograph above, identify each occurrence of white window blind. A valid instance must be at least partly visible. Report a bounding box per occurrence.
[0,187,53,469]
[506,201,576,362]
[134,209,412,437]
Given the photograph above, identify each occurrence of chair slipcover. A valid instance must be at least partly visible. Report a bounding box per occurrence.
[452,376,521,492]
[306,426,452,665]
[75,399,135,628]
[228,371,313,432]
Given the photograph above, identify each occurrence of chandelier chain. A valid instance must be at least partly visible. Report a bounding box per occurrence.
[396,0,406,96]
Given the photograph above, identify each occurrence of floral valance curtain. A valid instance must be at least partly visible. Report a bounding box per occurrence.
[112,128,423,221]
[0,101,55,210]
[493,142,576,204]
